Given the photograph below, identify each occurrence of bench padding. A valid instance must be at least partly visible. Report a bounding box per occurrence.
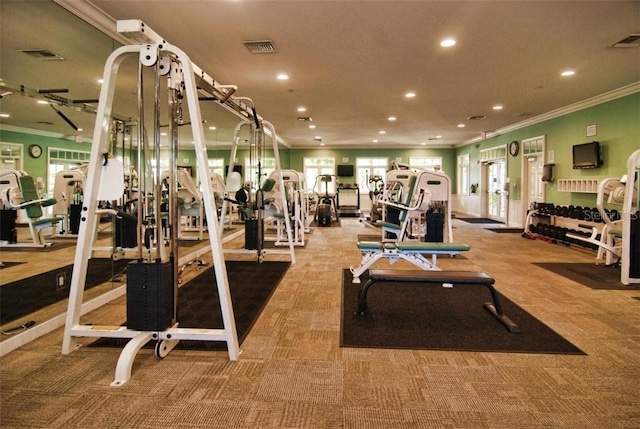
[369,269,491,284]
[357,269,520,333]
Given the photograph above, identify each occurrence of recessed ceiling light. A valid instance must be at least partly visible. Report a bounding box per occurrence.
[0,113,10,118]
[161,132,168,136]
[319,143,325,146]
[492,105,503,110]
[421,142,427,146]
[440,38,456,48]
[561,70,575,77]
[405,91,416,98]
[373,139,379,143]
[37,100,49,105]
[277,73,289,80]
[436,135,442,139]
[208,126,217,130]
[77,128,83,131]
[97,78,103,84]
[388,116,396,121]
[379,130,386,135]
[457,123,465,128]
[297,106,307,112]
[315,135,322,140]
[308,125,316,129]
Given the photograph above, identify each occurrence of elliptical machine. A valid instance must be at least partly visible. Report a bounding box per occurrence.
[313,174,339,226]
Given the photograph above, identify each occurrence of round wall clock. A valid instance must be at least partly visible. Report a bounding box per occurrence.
[509,140,520,157]
[28,144,43,158]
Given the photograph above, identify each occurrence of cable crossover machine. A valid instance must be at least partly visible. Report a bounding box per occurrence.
[61,20,272,386]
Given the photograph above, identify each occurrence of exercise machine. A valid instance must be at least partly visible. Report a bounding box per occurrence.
[336,182,361,217]
[350,240,471,283]
[62,20,245,385]
[266,170,310,247]
[367,174,384,222]
[161,167,204,241]
[0,169,62,247]
[221,106,295,263]
[51,168,85,237]
[313,174,339,226]
[565,177,625,264]
[622,149,640,285]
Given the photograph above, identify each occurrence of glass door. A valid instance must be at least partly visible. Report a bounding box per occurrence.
[487,159,507,221]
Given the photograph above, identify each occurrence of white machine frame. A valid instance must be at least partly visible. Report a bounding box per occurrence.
[220,119,296,262]
[622,149,640,285]
[62,21,249,386]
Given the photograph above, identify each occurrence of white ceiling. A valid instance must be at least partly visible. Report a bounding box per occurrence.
[1,0,638,149]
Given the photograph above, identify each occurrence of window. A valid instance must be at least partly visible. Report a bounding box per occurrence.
[457,154,470,195]
[0,142,22,173]
[48,148,91,195]
[408,156,443,172]
[479,145,507,162]
[207,158,225,177]
[356,158,388,193]
[245,157,276,189]
[303,157,336,193]
[522,135,545,156]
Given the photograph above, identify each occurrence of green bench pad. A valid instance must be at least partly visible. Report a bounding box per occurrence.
[395,242,470,252]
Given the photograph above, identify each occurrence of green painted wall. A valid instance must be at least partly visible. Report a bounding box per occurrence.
[456,92,639,207]
[2,92,638,209]
[0,130,93,187]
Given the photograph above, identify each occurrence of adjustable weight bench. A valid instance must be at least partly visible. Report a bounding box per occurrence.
[356,269,520,333]
[350,241,470,283]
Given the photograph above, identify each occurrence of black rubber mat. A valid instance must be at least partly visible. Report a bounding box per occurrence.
[90,261,290,350]
[340,269,585,355]
[533,262,640,290]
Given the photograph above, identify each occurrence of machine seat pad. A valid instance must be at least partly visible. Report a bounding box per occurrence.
[395,242,470,252]
[609,229,623,237]
[32,217,62,227]
[368,269,494,285]
[375,220,401,229]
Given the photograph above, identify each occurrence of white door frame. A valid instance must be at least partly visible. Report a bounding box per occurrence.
[521,135,546,226]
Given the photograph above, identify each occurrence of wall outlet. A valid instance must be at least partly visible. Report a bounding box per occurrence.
[56,273,66,290]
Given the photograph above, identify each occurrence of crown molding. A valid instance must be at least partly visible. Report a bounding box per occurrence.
[462,81,640,147]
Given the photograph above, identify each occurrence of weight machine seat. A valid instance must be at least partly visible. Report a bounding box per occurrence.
[376,175,418,240]
[356,269,520,333]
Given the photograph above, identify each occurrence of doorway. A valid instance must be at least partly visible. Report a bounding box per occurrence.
[484,159,507,222]
[521,136,546,226]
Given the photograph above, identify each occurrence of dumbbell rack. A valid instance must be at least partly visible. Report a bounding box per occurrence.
[524,203,615,251]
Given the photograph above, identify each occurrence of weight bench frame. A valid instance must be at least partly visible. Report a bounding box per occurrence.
[356,269,520,333]
[350,241,470,283]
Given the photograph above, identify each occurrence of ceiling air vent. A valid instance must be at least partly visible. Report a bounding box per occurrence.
[297,117,312,122]
[612,34,640,48]
[20,48,65,61]
[36,121,55,125]
[468,115,486,120]
[243,40,277,54]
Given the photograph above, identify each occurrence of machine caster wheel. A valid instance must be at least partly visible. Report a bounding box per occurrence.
[155,338,179,358]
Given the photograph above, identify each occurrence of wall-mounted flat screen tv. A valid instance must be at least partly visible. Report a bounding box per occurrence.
[572,141,601,169]
[337,164,354,177]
